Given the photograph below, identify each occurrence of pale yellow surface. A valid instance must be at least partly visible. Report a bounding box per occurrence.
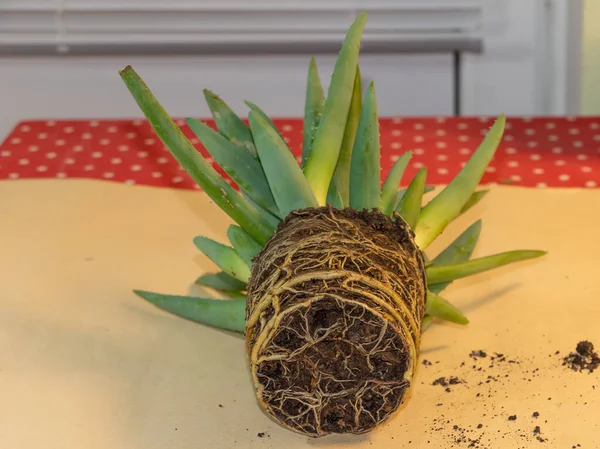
[582,0,600,114]
[1,179,599,448]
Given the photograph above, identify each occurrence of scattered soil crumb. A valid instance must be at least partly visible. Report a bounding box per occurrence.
[422,359,432,366]
[257,432,269,438]
[532,411,539,418]
[470,350,488,359]
[508,415,517,421]
[218,404,224,408]
[562,340,600,373]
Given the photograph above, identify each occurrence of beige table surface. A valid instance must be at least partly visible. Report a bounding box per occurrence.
[1,179,599,449]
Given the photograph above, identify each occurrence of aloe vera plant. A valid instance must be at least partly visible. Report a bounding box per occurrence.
[119,11,545,438]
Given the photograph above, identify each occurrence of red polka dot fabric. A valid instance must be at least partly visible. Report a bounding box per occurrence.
[1,116,599,189]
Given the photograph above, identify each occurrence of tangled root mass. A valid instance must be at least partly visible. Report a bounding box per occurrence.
[245,206,427,436]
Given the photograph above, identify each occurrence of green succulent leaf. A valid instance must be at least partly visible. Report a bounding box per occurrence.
[223,291,247,301]
[349,82,380,210]
[426,249,547,285]
[193,236,251,283]
[302,57,326,167]
[426,291,469,325]
[134,290,246,332]
[428,220,482,294]
[396,167,427,229]
[195,272,247,291]
[248,110,319,218]
[202,89,256,156]
[394,185,435,212]
[460,189,490,215]
[328,65,363,208]
[186,117,279,216]
[381,152,412,216]
[414,115,506,249]
[421,315,433,332]
[227,224,263,267]
[119,66,275,245]
[304,12,368,205]
[244,101,281,137]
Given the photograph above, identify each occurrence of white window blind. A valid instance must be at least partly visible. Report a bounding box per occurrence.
[0,0,483,55]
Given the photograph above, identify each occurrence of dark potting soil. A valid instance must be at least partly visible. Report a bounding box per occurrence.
[562,340,600,373]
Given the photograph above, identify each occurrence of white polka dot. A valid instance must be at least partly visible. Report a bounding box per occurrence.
[131,164,142,172]
[107,126,118,133]
[46,152,57,159]
[65,158,76,165]
[46,120,56,126]
[18,158,29,165]
[64,126,74,133]
[505,123,513,130]
[555,160,566,166]
[133,119,143,126]
[437,168,448,175]
[282,124,293,132]
[172,176,183,183]
[536,182,547,188]
[103,172,115,178]
[157,157,169,164]
[552,147,563,154]
[92,152,103,159]
[38,132,48,139]
[190,138,200,144]
[569,128,580,135]
[460,161,467,168]
[84,164,94,171]
[581,166,592,173]
[576,154,587,160]
[194,184,201,190]
[111,158,122,164]
[206,157,214,164]
[573,141,583,148]
[391,130,402,136]
[73,145,84,152]
[505,147,517,155]
[504,135,514,141]
[10,137,21,144]
[389,155,400,162]
[548,135,559,141]
[89,120,99,127]
[511,174,522,181]
[144,138,155,145]
[412,162,424,169]
[485,166,496,173]
[8,173,19,179]
[100,139,111,145]
[20,125,31,132]
[392,117,403,124]
[124,179,136,185]
[457,123,468,130]
[558,174,570,181]
[127,132,137,139]
[523,117,533,122]
[589,123,599,130]
[479,117,489,123]
[283,137,291,145]
[585,180,597,188]
[459,148,471,155]
[1,150,11,157]
[458,135,469,142]
[533,168,544,175]
[414,148,425,155]
[82,133,93,140]
[545,122,556,129]
[28,145,38,152]
[55,139,65,146]
[413,136,424,143]
[137,151,148,158]
[151,172,162,178]
[117,145,129,152]
[525,128,535,135]
[36,165,48,172]
[56,172,67,178]
[175,119,186,127]
[413,123,424,130]
[530,154,541,161]
[527,142,538,148]
[391,142,401,149]
[436,154,448,161]
[296,156,302,164]
[436,142,447,149]
[593,135,600,141]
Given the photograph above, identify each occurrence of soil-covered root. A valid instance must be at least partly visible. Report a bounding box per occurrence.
[245,206,427,436]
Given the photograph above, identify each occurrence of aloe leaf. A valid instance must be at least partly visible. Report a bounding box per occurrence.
[223,291,247,301]
[396,167,427,228]
[134,290,246,332]
[119,66,274,245]
[380,152,412,215]
[244,101,281,137]
[394,185,435,212]
[460,189,490,215]
[303,12,368,205]
[428,220,482,294]
[327,183,344,209]
[426,250,546,285]
[186,117,279,216]
[227,225,263,267]
[421,315,433,332]
[195,272,247,291]
[426,291,469,325]
[302,57,326,167]
[349,82,380,210]
[248,110,319,218]
[329,65,363,208]
[203,89,256,156]
[193,236,251,282]
[414,115,506,249]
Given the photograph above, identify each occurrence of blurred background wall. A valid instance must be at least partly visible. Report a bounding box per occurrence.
[581,0,600,114]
